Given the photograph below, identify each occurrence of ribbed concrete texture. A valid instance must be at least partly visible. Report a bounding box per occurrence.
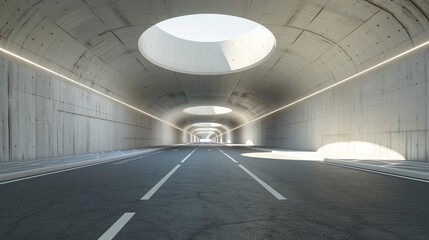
[1,0,429,162]
[0,56,183,162]
[238,47,429,161]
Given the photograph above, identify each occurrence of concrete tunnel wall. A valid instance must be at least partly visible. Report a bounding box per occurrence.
[1,0,429,163]
[237,46,429,161]
[0,55,184,163]
[2,43,429,162]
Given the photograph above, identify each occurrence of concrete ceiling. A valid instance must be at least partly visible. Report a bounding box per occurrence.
[1,0,428,134]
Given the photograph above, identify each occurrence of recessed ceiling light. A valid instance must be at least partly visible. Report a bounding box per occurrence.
[184,106,232,115]
[139,14,276,75]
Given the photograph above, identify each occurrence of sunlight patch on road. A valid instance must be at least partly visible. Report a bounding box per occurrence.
[241,151,324,161]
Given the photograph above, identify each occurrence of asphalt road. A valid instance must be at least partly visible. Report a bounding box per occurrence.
[1,145,429,239]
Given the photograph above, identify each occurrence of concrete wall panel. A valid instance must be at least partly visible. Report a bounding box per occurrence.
[0,55,180,162]
[0,58,9,162]
[239,47,429,161]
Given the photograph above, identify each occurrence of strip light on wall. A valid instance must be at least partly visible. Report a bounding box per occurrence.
[220,40,429,137]
[0,47,191,136]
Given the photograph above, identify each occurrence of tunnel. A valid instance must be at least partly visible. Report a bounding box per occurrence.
[1,0,429,239]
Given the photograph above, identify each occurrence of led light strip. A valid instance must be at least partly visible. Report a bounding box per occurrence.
[0,47,190,135]
[220,40,429,136]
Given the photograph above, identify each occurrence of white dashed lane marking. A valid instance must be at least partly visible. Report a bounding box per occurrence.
[141,148,197,200]
[98,212,135,240]
[218,148,287,200]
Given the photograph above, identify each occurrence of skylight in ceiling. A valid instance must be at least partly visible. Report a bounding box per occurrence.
[156,14,257,42]
[138,14,276,75]
[184,106,232,115]
[192,122,222,127]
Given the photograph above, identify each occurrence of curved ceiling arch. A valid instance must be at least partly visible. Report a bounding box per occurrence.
[162,104,248,130]
[184,123,230,137]
[191,128,223,135]
[1,0,428,131]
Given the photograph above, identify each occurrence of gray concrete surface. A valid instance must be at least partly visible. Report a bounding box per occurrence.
[0,56,183,163]
[1,145,428,239]
[1,2,428,238]
[239,46,429,161]
[2,0,429,163]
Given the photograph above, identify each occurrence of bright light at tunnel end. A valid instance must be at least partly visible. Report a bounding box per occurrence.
[189,122,229,140]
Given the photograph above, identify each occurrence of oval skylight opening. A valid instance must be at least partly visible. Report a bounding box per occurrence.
[184,106,232,115]
[192,122,222,127]
[138,14,276,75]
[196,131,216,135]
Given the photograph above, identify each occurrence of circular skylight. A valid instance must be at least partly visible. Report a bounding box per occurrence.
[192,128,219,132]
[138,14,276,75]
[196,131,216,135]
[192,122,222,127]
[184,106,232,115]
[156,14,258,42]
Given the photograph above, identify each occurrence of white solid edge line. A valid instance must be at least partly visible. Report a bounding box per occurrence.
[113,159,132,165]
[141,165,181,200]
[217,149,238,163]
[180,148,198,163]
[112,150,165,165]
[324,162,429,184]
[238,165,287,200]
[0,149,171,185]
[98,212,135,240]
[0,156,132,185]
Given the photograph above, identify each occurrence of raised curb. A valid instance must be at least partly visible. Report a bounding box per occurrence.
[0,147,167,183]
[324,159,429,181]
